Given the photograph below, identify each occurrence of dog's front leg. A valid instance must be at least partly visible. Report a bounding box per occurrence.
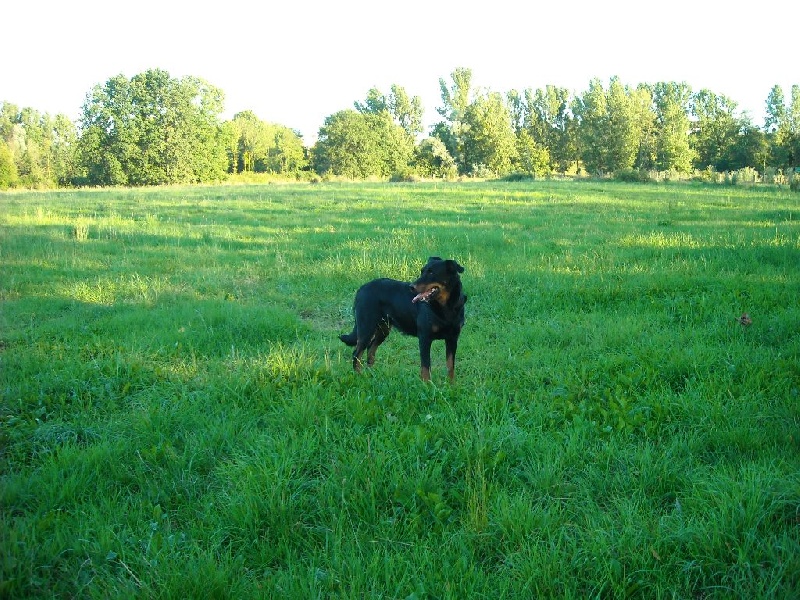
[418,336,433,381]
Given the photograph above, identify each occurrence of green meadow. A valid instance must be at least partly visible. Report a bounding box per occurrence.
[1,181,799,598]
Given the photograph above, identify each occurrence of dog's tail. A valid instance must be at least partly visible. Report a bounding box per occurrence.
[339,330,358,346]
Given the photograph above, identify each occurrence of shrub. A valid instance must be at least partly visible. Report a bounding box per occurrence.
[731,167,759,186]
[469,163,494,179]
[0,142,18,189]
[413,138,457,180]
[791,174,800,192]
[614,168,652,183]
[659,169,687,183]
[389,169,421,183]
[501,172,536,183]
[763,167,783,185]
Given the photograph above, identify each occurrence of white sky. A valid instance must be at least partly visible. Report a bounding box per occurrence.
[3,0,797,143]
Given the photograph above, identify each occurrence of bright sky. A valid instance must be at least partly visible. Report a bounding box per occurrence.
[4,0,797,143]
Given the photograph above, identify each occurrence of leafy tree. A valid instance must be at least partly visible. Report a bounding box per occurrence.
[354,88,388,115]
[414,137,457,178]
[0,141,17,188]
[574,78,643,174]
[388,85,424,138]
[313,110,374,178]
[15,108,48,184]
[727,122,769,173]
[461,92,518,176]
[220,120,241,174]
[76,120,127,186]
[266,126,307,175]
[0,101,77,187]
[515,130,550,176]
[232,110,262,173]
[691,89,743,171]
[0,102,16,139]
[522,85,575,171]
[789,85,800,168]
[434,68,474,173]
[608,79,648,172]
[226,110,306,175]
[76,75,135,185]
[312,109,413,178]
[355,85,423,138]
[506,89,526,134]
[185,78,229,183]
[76,69,228,186]
[651,82,694,172]
[764,84,800,171]
[572,78,609,173]
[765,85,787,133]
[429,121,457,170]
[437,68,473,124]
[631,84,657,171]
[51,114,78,185]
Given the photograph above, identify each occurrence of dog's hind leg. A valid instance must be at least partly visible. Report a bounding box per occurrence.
[352,339,368,372]
[351,320,389,372]
[366,320,391,366]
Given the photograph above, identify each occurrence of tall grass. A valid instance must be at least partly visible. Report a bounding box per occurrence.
[1,181,799,598]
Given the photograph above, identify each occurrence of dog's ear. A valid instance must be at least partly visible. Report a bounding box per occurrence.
[428,256,442,262]
[447,260,464,274]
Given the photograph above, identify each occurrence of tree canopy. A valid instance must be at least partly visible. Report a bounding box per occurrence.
[225,110,306,176]
[76,69,228,186]
[1,102,77,187]
[312,109,414,179]
[2,69,799,189]
[765,84,800,171]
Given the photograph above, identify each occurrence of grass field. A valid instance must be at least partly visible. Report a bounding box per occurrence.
[1,180,799,598]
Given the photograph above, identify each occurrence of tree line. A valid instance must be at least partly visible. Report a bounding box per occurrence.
[1,67,799,189]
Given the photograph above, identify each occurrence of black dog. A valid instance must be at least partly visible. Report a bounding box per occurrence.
[339,257,467,381]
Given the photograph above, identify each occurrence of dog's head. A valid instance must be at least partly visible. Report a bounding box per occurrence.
[411,256,465,306]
